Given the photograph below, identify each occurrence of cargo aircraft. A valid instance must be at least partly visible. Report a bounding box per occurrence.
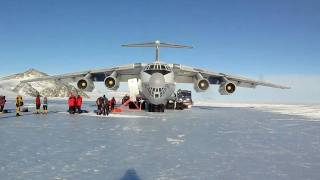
[22,40,290,112]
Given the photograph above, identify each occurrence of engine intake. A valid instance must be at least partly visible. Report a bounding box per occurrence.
[77,74,94,92]
[193,73,210,92]
[219,82,236,95]
[104,71,120,90]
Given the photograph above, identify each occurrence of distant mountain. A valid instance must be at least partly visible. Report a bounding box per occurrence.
[0,69,88,98]
[1,68,48,80]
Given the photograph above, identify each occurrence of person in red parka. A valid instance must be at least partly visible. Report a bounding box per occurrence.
[68,94,76,114]
[35,94,41,114]
[108,99,112,112]
[76,95,83,113]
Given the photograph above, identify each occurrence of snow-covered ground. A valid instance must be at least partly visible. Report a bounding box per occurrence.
[194,101,320,120]
[0,100,320,180]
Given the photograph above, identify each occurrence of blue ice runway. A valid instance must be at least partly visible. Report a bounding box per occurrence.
[0,101,320,180]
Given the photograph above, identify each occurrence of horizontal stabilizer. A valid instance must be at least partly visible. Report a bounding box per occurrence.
[122,40,193,49]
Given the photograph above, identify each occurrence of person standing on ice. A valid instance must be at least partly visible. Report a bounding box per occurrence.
[76,95,83,113]
[108,99,112,111]
[102,95,109,116]
[0,96,6,113]
[111,97,116,110]
[96,97,103,115]
[43,96,48,114]
[35,94,41,114]
[68,94,76,114]
[15,95,24,116]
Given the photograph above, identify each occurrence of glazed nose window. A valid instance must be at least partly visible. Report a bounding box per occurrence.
[146,86,168,99]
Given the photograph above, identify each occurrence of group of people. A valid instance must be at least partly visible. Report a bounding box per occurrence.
[17,95,48,116]
[1,94,48,116]
[68,94,117,115]
[95,95,116,116]
[0,95,48,116]
[68,94,83,114]
[1,93,117,116]
[35,95,48,114]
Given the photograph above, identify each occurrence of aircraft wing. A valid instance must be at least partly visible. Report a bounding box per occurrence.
[20,63,143,83]
[172,64,290,89]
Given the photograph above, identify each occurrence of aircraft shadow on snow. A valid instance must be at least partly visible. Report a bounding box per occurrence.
[119,169,141,180]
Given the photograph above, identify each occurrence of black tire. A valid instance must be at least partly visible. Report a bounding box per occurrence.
[141,101,146,110]
[148,103,152,112]
[161,104,165,112]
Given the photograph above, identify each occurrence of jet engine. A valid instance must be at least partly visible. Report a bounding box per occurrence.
[77,74,94,92]
[104,71,120,90]
[219,81,236,95]
[193,73,210,92]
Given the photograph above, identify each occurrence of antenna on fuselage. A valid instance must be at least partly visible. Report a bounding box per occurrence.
[121,40,193,62]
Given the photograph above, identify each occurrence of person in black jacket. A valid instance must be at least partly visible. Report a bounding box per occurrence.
[111,97,116,110]
[102,95,109,116]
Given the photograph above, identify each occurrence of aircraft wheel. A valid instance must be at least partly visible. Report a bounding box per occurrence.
[161,104,165,112]
[148,103,153,112]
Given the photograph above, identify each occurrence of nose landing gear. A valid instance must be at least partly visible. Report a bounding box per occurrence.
[147,103,165,112]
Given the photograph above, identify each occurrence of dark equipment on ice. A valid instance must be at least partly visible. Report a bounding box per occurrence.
[166,89,193,110]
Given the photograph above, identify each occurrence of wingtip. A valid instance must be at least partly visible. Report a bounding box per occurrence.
[280,85,291,89]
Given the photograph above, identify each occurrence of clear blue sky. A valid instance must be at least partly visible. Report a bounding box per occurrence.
[0,0,319,103]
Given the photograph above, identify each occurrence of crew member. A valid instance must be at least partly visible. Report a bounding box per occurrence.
[96,97,103,115]
[35,94,41,114]
[0,96,6,113]
[76,95,83,113]
[102,95,109,116]
[16,95,24,116]
[111,97,116,110]
[108,99,112,111]
[43,96,48,114]
[68,94,76,114]
[122,94,130,104]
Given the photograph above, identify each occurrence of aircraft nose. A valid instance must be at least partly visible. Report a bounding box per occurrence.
[149,73,165,88]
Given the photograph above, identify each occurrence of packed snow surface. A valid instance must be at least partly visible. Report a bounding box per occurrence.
[195,101,320,119]
[0,100,320,180]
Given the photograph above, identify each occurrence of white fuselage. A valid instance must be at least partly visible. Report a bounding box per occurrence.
[138,62,175,105]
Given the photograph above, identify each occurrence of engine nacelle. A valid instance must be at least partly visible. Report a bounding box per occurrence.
[104,71,120,90]
[77,74,94,92]
[219,82,236,95]
[193,73,210,92]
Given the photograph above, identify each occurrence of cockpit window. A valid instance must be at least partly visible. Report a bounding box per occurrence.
[144,63,172,75]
